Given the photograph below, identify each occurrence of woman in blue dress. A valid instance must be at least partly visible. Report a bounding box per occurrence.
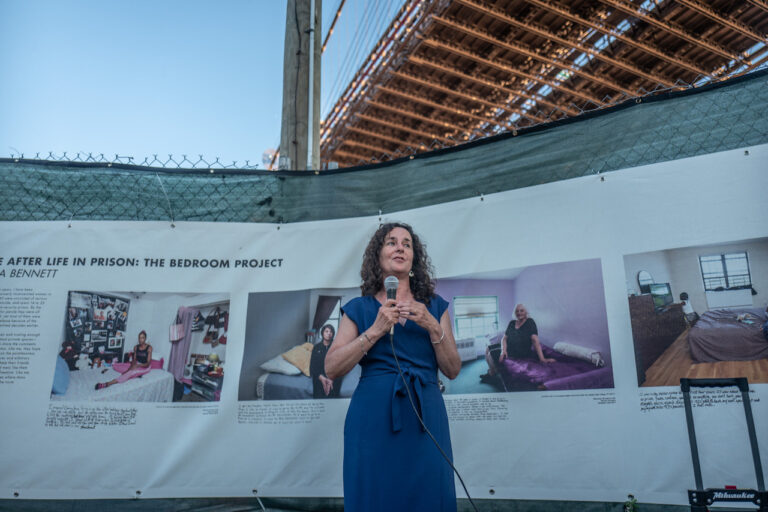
[325,222,462,512]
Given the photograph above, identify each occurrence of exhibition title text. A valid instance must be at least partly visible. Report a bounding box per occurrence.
[0,256,284,279]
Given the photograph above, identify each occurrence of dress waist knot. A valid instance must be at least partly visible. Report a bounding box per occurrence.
[362,363,436,433]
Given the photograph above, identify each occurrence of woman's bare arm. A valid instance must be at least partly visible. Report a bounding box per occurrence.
[325,300,398,380]
[432,311,461,379]
[531,335,554,363]
[396,301,461,379]
[140,345,153,368]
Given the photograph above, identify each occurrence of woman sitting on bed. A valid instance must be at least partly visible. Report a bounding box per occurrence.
[310,324,340,398]
[481,303,554,382]
[95,331,153,390]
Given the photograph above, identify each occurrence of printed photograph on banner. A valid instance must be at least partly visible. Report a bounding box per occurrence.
[239,288,362,401]
[52,291,230,402]
[623,236,768,387]
[435,257,614,394]
[238,257,614,400]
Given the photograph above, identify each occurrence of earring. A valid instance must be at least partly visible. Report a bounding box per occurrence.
[408,270,414,277]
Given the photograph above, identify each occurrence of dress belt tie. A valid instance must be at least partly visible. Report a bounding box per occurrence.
[391,366,430,433]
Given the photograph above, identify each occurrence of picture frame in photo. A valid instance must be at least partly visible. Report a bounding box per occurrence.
[69,292,92,309]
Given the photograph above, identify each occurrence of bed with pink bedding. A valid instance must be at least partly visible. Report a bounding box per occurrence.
[51,359,173,402]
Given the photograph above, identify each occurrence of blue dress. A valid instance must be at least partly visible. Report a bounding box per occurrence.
[341,294,456,512]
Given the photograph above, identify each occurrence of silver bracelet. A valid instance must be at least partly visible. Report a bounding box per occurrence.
[431,327,445,345]
[359,336,367,355]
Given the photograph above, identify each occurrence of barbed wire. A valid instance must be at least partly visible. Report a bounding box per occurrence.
[4,151,262,170]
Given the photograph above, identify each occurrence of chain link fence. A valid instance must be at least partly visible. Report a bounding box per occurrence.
[1,67,766,224]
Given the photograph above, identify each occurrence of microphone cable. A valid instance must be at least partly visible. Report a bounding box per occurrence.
[388,332,479,512]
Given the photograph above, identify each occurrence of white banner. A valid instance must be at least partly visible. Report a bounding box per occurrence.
[0,144,767,504]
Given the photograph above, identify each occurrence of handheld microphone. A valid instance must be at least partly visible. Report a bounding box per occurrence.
[384,275,398,334]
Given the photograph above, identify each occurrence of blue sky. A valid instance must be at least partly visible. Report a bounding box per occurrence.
[0,0,405,167]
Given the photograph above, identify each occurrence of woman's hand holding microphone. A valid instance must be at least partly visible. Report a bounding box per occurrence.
[373,299,400,338]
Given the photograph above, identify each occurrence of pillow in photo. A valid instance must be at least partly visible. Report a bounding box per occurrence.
[553,341,605,367]
[281,342,313,377]
[260,354,302,376]
[52,355,70,395]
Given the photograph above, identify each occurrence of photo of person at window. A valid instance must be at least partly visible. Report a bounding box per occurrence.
[481,303,554,383]
[95,330,153,390]
[310,324,341,398]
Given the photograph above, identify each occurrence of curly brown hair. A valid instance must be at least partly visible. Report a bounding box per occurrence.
[360,222,435,305]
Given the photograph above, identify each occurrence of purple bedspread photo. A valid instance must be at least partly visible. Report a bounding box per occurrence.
[499,345,613,391]
[688,308,768,363]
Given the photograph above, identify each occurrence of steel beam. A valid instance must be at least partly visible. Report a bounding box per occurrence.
[408,54,579,115]
[432,15,638,95]
[392,70,548,123]
[524,0,710,76]
[455,0,678,87]
[377,84,518,130]
[422,38,605,105]
[598,0,742,61]
[675,0,765,43]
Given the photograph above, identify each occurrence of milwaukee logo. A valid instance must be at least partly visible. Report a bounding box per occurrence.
[712,490,755,500]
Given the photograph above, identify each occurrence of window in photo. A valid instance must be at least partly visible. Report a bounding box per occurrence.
[453,296,499,339]
[699,252,752,290]
[325,298,342,335]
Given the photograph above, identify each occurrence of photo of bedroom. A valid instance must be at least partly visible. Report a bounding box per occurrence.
[51,291,230,402]
[238,288,362,401]
[238,259,614,399]
[435,258,614,394]
[624,237,768,387]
